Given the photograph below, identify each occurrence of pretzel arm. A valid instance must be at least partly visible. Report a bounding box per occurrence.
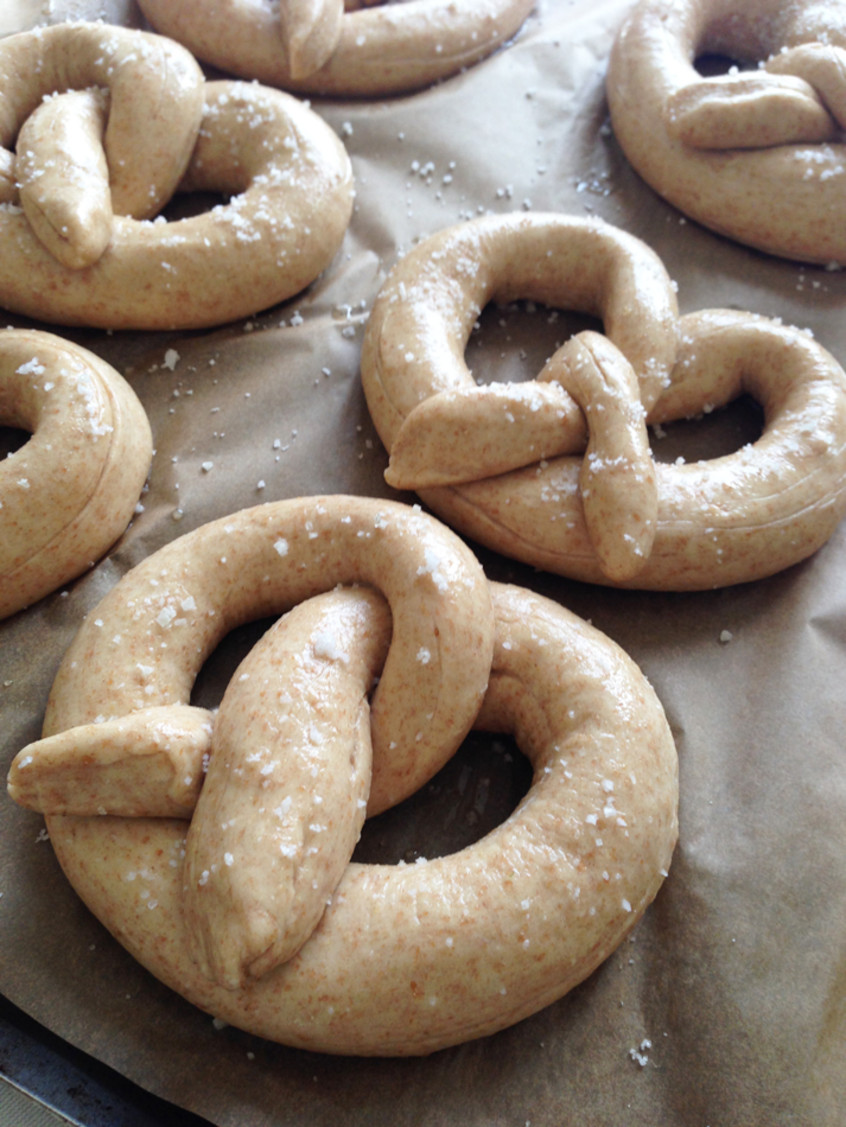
[183,588,391,989]
[667,72,837,149]
[15,88,112,269]
[8,706,213,818]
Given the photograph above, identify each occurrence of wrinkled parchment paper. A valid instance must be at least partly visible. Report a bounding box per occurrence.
[1,2,844,1124]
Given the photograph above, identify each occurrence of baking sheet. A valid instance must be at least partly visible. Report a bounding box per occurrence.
[1,1,845,1124]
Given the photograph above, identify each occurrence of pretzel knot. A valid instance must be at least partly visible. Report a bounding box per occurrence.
[361,213,846,591]
[606,0,846,264]
[8,497,678,1056]
[0,328,152,620]
[0,23,354,329]
[136,0,535,97]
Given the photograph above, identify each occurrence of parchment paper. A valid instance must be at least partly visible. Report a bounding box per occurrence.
[1,2,844,1125]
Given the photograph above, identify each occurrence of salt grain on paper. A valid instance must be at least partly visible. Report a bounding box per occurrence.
[628,1037,652,1067]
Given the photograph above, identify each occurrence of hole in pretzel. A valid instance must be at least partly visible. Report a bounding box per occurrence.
[162,190,230,223]
[694,52,751,78]
[353,731,533,865]
[189,615,277,710]
[693,7,780,72]
[466,300,601,386]
[649,394,763,464]
[0,425,29,459]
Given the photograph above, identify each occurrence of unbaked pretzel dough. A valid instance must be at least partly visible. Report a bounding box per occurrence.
[0,24,354,329]
[9,500,678,1054]
[606,0,846,264]
[137,0,536,97]
[0,328,152,619]
[361,215,846,589]
[361,212,679,583]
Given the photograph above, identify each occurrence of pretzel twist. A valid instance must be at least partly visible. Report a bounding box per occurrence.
[0,24,354,329]
[606,0,846,264]
[0,328,152,619]
[8,498,678,1055]
[136,0,536,97]
[361,214,846,590]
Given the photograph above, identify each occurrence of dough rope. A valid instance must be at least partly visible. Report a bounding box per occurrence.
[360,214,846,590]
[8,498,678,1055]
[0,23,354,329]
[137,0,536,97]
[0,328,152,619]
[606,0,846,264]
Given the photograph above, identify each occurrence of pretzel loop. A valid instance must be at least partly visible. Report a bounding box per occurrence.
[7,500,679,1055]
[31,497,495,809]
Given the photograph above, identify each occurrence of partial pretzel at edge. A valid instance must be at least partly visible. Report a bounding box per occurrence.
[136,0,536,96]
[0,328,152,619]
[606,0,846,264]
[0,22,205,222]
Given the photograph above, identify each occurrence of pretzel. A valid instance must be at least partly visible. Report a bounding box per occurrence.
[606,0,846,264]
[136,0,536,97]
[8,499,678,1054]
[361,212,678,583]
[0,24,354,330]
[361,214,846,590]
[0,328,152,620]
